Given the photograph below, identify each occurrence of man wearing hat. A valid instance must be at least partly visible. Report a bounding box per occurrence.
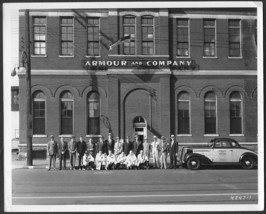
[151,136,160,168]
[169,134,179,169]
[68,135,77,170]
[114,137,123,156]
[47,135,58,171]
[132,135,142,156]
[160,136,169,169]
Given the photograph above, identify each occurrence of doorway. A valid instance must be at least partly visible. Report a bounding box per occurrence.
[133,116,147,143]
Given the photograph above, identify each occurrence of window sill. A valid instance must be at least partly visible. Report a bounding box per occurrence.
[229,134,244,137]
[177,134,192,137]
[204,134,219,137]
[108,54,170,58]
[86,135,102,137]
[202,56,218,59]
[59,55,74,58]
[85,55,101,58]
[33,135,47,138]
[228,57,243,59]
[176,56,191,59]
[59,135,73,138]
[31,55,47,58]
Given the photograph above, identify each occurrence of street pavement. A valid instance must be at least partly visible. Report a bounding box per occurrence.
[12,166,258,205]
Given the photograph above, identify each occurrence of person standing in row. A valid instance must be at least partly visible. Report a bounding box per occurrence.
[151,136,160,169]
[96,136,104,154]
[105,133,114,154]
[132,135,143,156]
[114,137,123,156]
[160,136,168,169]
[77,136,87,170]
[87,138,95,157]
[123,136,132,156]
[47,135,58,171]
[169,134,179,169]
[143,137,150,163]
[68,135,77,170]
[58,137,68,170]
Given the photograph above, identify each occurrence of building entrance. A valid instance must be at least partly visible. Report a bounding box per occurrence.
[133,116,147,143]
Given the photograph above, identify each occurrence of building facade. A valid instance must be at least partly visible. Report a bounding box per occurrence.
[18,8,257,155]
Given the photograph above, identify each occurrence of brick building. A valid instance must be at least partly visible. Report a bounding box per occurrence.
[18,8,257,155]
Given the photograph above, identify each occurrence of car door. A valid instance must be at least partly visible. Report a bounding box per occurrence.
[212,140,233,163]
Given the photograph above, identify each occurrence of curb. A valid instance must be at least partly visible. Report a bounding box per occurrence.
[13,165,48,169]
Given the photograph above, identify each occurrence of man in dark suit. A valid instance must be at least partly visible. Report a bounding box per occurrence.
[105,133,114,153]
[58,137,68,170]
[96,136,104,154]
[132,135,143,156]
[77,136,87,170]
[169,134,178,169]
[68,135,77,170]
[47,135,58,171]
[123,136,132,156]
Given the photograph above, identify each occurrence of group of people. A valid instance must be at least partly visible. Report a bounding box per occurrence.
[47,133,179,171]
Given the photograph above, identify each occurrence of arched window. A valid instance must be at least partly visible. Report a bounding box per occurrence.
[177,92,190,134]
[204,92,217,134]
[60,91,73,134]
[87,92,100,135]
[33,91,45,134]
[123,15,136,55]
[141,15,154,55]
[230,91,242,134]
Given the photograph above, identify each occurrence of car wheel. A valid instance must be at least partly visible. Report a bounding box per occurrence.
[241,156,255,169]
[187,157,201,170]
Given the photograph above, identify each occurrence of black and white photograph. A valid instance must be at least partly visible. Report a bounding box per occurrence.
[3,1,264,212]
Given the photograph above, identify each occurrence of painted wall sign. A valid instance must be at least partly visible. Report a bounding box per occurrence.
[82,60,198,70]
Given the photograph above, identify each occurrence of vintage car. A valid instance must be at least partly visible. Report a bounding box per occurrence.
[180,138,257,170]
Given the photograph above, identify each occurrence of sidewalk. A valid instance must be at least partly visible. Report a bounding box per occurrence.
[12,151,48,169]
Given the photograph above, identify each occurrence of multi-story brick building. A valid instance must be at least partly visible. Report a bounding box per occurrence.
[18,8,257,156]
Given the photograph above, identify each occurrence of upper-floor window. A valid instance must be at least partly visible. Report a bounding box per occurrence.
[33,17,46,55]
[87,17,100,56]
[141,16,154,55]
[60,91,73,135]
[177,19,189,57]
[204,92,217,134]
[33,91,45,135]
[60,17,74,56]
[123,16,136,55]
[11,87,19,111]
[228,19,241,57]
[203,19,216,57]
[230,92,242,134]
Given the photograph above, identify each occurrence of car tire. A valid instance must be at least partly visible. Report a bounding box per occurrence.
[187,157,201,170]
[241,156,255,169]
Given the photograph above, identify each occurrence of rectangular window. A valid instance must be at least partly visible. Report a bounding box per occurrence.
[88,98,100,135]
[33,17,46,55]
[205,101,216,134]
[11,87,19,111]
[228,19,241,57]
[61,101,73,134]
[123,16,136,55]
[33,101,45,134]
[178,101,190,134]
[177,19,189,57]
[203,19,216,57]
[142,16,154,55]
[87,17,100,56]
[230,101,242,134]
[60,17,74,56]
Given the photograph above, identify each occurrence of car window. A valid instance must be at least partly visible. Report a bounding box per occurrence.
[214,142,222,148]
[221,141,231,148]
[231,141,240,148]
